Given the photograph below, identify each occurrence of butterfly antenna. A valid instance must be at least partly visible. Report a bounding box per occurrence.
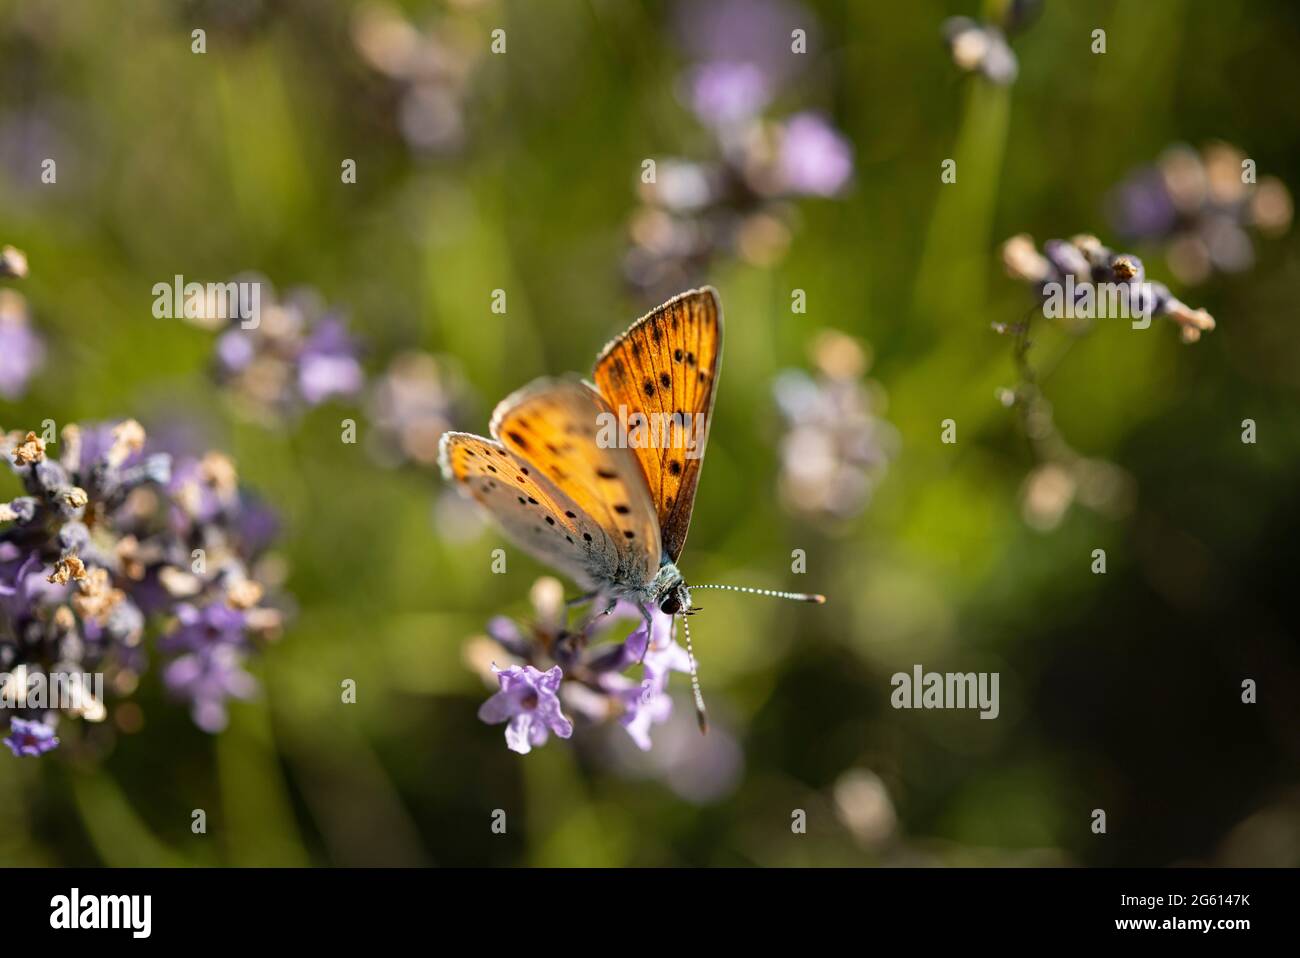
[678,612,709,734]
[689,584,827,603]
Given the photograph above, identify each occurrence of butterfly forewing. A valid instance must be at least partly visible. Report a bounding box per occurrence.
[439,432,611,589]
[592,287,722,563]
[489,377,660,590]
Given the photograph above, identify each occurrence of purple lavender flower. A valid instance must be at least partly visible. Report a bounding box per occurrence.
[0,550,44,626]
[4,718,59,757]
[624,0,851,300]
[0,289,44,400]
[626,124,854,298]
[1,419,285,750]
[298,318,365,405]
[467,579,697,754]
[608,610,691,750]
[153,449,283,725]
[478,665,574,754]
[674,0,812,128]
[0,257,284,752]
[163,644,258,734]
[215,328,256,372]
[204,280,364,421]
[779,113,853,197]
[1107,142,1292,285]
[687,62,773,129]
[163,602,249,652]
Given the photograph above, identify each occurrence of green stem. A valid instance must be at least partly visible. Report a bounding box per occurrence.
[69,767,190,868]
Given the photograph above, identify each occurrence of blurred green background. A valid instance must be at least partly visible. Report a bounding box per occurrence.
[2,0,1299,867]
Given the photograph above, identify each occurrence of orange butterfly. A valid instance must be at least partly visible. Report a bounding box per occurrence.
[439,287,823,729]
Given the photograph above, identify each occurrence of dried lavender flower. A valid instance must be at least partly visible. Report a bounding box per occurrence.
[0,419,285,753]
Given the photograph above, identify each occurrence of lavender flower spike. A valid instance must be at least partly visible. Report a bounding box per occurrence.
[478,664,574,754]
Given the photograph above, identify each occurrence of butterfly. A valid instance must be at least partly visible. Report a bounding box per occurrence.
[439,287,823,729]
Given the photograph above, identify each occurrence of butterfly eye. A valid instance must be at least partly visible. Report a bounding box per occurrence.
[659,593,681,615]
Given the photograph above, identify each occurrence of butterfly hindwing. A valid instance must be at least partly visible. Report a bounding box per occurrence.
[592,287,722,563]
[439,432,610,590]
[488,377,660,591]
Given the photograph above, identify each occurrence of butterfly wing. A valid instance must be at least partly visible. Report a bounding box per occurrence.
[591,287,722,563]
[439,431,612,590]
[489,376,660,592]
